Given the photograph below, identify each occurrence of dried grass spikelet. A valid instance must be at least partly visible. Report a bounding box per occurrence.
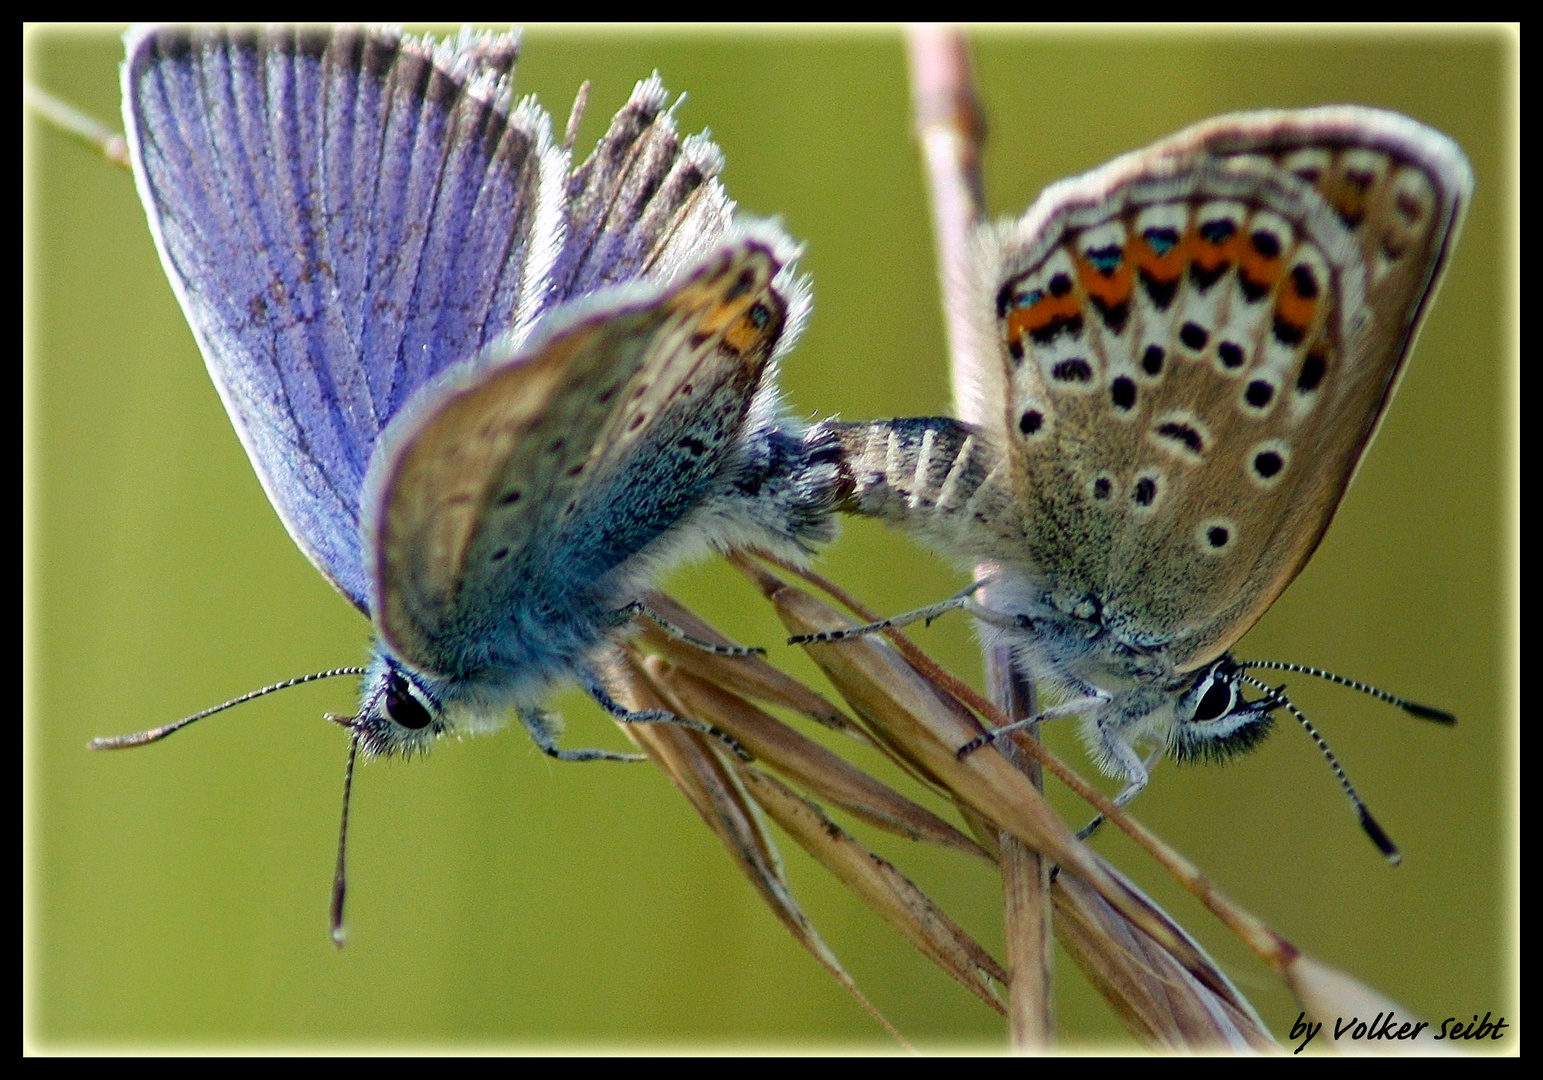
[598,552,1382,1050]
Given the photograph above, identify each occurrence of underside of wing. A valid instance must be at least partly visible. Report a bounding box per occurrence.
[368,234,796,678]
[124,25,565,611]
[551,231,800,580]
[976,109,1470,668]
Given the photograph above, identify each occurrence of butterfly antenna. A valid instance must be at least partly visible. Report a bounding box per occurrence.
[1239,673,1401,865]
[1237,660,1455,724]
[88,668,368,750]
[330,735,361,948]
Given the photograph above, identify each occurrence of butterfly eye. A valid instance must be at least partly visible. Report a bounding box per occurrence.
[385,671,432,731]
[1193,674,1237,722]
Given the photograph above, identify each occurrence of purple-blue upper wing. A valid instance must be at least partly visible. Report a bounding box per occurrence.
[123,25,563,611]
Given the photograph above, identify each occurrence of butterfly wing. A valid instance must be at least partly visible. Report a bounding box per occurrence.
[975,108,1470,669]
[552,75,735,303]
[367,234,798,680]
[123,25,566,612]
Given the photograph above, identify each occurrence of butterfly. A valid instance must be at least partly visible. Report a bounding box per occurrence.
[811,107,1470,853]
[102,24,840,767]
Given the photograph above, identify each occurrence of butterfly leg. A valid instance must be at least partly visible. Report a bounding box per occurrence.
[788,578,995,644]
[579,670,753,762]
[517,707,647,763]
[955,695,1109,758]
[608,600,765,657]
[1075,747,1164,842]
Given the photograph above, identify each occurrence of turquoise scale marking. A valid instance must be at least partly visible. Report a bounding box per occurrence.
[1016,289,1044,309]
[1143,228,1179,256]
[1086,248,1123,273]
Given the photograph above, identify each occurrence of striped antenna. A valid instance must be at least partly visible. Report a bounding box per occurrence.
[1237,660,1455,724]
[1238,673,1402,865]
[330,735,362,948]
[88,668,368,750]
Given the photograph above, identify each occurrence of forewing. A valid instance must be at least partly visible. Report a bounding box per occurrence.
[123,25,565,610]
[370,236,793,676]
[977,108,1470,667]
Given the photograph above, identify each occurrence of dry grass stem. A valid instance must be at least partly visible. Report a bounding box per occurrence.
[736,765,1008,1016]
[607,648,910,1048]
[604,569,1295,1048]
[601,558,1405,1048]
[649,659,991,861]
[636,591,872,744]
[1284,954,1452,1054]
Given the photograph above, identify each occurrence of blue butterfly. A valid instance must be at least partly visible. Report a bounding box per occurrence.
[110,24,840,765]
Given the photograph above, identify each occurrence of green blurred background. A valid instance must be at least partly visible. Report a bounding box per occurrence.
[26,25,1514,1051]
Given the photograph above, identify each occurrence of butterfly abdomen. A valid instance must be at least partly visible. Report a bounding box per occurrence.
[818,418,1022,564]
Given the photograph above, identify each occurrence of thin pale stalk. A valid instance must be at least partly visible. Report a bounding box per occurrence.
[989,652,1054,1051]
[909,26,1053,1049]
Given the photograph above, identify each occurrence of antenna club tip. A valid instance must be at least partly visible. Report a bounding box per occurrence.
[1358,807,1401,864]
[1402,701,1457,725]
[331,926,348,949]
[88,732,156,750]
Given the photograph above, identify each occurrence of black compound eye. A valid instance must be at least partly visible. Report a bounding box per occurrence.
[385,672,432,731]
[1193,675,1236,723]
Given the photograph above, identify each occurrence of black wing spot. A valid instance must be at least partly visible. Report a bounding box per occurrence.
[1110,376,1136,411]
[996,282,1016,319]
[727,267,757,301]
[1250,229,1281,258]
[1272,317,1306,347]
[1253,451,1283,479]
[1092,298,1130,334]
[1290,263,1319,299]
[1031,312,1084,345]
[1051,358,1093,383]
[1155,421,1204,455]
[1200,218,1237,244]
[1189,261,1229,291]
[1297,349,1328,392]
